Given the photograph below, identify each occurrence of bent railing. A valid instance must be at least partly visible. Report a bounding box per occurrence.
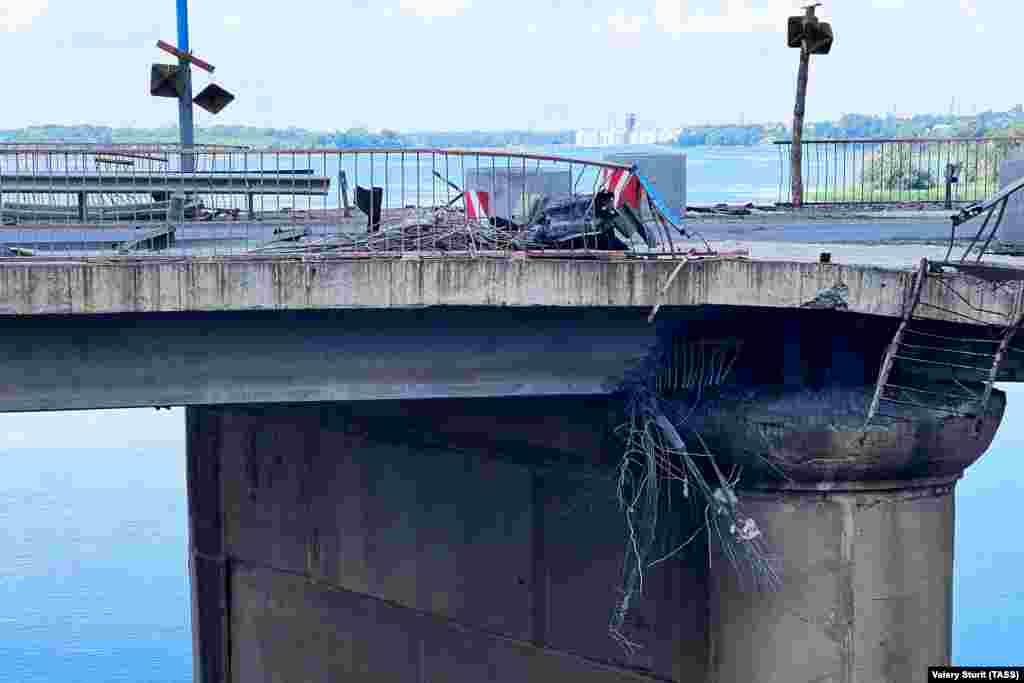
[0,146,690,258]
[943,171,1024,263]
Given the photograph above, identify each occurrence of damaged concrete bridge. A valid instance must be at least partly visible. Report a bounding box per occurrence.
[8,142,1024,683]
[3,248,1023,683]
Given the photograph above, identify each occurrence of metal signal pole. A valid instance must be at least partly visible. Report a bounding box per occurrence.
[176,0,195,171]
[150,2,231,173]
[788,3,832,208]
[790,4,816,208]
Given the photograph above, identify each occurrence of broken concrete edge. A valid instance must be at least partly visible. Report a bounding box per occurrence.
[0,254,1016,326]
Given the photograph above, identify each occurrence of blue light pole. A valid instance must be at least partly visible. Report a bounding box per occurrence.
[176,0,195,170]
[177,0,190,52]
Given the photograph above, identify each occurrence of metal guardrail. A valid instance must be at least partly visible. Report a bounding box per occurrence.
[0,146,690,258]
[0,142,251,153]
[942,169,1024,264]
[775,138,1024,206]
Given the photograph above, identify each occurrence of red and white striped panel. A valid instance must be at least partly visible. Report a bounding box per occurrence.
[601,168,643,210]
[464,190,492,220]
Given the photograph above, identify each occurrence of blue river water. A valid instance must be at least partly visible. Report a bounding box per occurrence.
[0,146,1021,680]
[0,444,192,683]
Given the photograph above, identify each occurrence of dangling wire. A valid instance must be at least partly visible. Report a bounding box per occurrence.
[608,336,779,655]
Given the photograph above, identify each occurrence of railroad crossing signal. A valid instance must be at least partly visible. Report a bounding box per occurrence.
[150,39,235,114]
[148,1,237,171]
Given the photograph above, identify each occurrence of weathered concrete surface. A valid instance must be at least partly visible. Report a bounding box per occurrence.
[186,407,227,683]
[232,565,668,683]
[188,396,988,683]
[0,308,657,412]
[189,399,710,683]
[6,302,1024,414]
[1,254,1021,328]
[710,478,957,683]
[681,385,1006,483]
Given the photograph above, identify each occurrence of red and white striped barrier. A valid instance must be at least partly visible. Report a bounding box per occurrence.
[464,190,492,220]
[601,168,643,210]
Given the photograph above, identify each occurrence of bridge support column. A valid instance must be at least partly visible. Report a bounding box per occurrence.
[184,383,1006,682]
[185,397,709,683]
[709,476,957,683]
[186,406,228,683]
[675,378,1007,683]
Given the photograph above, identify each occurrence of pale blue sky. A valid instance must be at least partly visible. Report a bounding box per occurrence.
[0,0,1014,132]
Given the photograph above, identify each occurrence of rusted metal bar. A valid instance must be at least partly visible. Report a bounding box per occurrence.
[977,308,1024,423]
[883,383,979,401]
[878,397,971,417]
[916,301,1002,325]
[975,196,1009,263]
[865,258,929,424]
[898,343,996,358]
[156,40,215,73]
[929,277,1012,319]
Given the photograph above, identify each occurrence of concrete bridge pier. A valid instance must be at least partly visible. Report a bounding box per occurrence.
[185,397,711,683]
[709,477,958,683]
[684,370,1005,682]
[184,382,1004,683]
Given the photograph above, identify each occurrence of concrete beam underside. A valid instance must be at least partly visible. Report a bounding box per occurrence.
[7,303,1024,415]
[0,308,658,413]
[1,256,1019,329]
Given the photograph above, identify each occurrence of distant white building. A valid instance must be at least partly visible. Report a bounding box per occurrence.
[574,127,668,147]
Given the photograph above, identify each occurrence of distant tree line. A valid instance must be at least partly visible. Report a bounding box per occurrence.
[0,124,575,149]
[9,112,1024,151]
[674,107,1024,147]
[675,125,786,146]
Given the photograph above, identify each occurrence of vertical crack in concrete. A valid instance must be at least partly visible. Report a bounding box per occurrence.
[839,496,857,683]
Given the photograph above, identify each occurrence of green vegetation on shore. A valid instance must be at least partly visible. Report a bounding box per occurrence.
[790,134,1022,202]
[801,182,996,204]
[674,107,1024,147]
[6,108,1023,150]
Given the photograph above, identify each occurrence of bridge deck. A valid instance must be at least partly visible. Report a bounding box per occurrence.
[1,244,1022,325]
